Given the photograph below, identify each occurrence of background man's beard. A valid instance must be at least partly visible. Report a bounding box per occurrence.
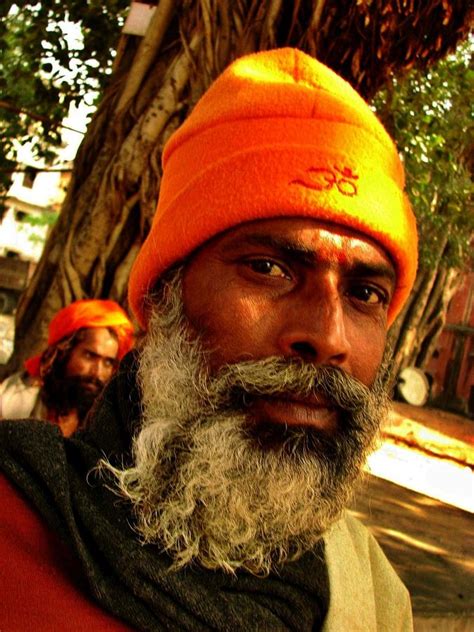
[42,373,104,423]
[103,270,391,576]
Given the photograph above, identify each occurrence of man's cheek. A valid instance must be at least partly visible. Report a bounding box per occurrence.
[205,299,274,365]
[345,322,387,387]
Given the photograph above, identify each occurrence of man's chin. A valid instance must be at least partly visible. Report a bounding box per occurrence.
[242,418,340,457]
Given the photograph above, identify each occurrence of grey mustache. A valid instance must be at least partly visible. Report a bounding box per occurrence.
[208,358,375,413]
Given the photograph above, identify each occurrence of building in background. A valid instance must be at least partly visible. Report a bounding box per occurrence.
[0,164,69,261]
[0,162,70,363]
[0,104,87,364]
[426,272,474,418]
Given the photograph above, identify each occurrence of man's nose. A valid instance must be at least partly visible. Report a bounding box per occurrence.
[277,284,350,366]
[88,359,107,382]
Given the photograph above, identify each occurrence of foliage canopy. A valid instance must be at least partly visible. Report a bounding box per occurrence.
[374,40,473,270]
[0,0,128,198]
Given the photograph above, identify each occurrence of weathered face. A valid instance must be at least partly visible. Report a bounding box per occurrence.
[66,327,119,385]
[106,228,394,573]
[183,218,395,433]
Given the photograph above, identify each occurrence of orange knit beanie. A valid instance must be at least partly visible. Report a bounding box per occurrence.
[129,47,417,328]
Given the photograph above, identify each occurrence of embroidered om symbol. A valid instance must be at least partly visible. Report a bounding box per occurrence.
[290,165,359,197]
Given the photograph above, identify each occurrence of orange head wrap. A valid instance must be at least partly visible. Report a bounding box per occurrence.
[129,47,417,328]
[24,299,134,377]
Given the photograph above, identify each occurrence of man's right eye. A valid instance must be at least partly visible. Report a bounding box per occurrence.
[348,283,389,307]
[245,258,290,279]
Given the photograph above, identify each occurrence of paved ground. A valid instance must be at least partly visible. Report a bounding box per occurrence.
[351,476,473,615]
[350,403,474,631]
[386,402,474,464]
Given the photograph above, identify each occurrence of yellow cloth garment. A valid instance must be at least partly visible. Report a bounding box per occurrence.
[323,513,413,631]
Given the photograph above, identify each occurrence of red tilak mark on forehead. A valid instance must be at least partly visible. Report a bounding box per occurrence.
[315,241,349,266]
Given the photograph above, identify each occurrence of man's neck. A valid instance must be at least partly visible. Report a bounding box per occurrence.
[48,408,79,437]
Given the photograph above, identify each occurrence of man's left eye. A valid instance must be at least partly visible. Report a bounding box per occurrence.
[349,285,388,305]
[246,259,290,278]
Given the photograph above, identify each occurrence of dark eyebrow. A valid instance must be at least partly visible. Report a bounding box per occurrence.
[225,232,396,284]
[349,262,396,284]
[83,347,118,362]
[226,233,317,267]
[83,348,100,359]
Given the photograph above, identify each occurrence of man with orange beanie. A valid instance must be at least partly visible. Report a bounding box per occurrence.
[0,299,134,435]
[0,49,416,630]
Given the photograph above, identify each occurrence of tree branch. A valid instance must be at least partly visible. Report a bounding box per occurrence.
[114,0,178,115]
[0,100,85,134]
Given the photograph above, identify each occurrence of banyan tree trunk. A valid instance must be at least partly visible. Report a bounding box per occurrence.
[2,0,470,378]
[388,244,462,379]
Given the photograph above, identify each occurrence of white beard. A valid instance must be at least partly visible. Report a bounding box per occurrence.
[103,269,390,575]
